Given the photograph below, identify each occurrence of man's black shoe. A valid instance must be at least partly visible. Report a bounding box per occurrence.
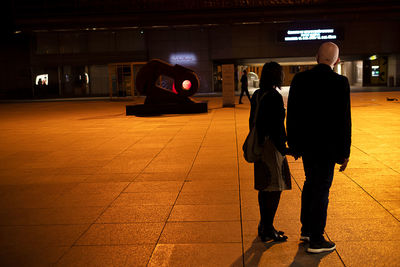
[307,239,336,253]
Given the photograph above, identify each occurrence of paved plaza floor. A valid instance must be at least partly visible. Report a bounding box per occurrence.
[0,92,399,266]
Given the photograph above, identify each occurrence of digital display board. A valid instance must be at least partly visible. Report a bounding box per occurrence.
[278,28,342,42]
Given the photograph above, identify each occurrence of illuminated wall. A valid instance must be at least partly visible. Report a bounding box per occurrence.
[3,19,400,99]
[147,28,212,93]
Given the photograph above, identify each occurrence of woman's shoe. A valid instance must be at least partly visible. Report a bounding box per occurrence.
[260,228,288,242]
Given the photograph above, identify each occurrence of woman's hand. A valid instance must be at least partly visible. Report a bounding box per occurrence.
[339,158,349,172]
[285,148,300,160]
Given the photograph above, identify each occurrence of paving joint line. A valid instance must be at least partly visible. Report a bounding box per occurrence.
[145,109,217,266]
[290,163,347,267]
[69,241,244,247]
[346,145,400,222]
[54,123,187,265]
[341,171,400,223]
[353,145,400,175]
[54,125,154,197]
[234,107,246,267]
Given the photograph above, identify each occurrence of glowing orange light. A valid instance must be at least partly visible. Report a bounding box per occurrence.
[182,80,192,90]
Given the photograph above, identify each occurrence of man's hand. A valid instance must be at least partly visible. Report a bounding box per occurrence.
[339,158,349,172]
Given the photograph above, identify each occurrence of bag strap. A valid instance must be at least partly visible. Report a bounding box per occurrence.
[253,90,269,126]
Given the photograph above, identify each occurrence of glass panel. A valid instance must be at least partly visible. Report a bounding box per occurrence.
[36,32,59,54]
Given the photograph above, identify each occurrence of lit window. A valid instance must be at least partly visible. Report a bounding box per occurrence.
[35,74,48,85]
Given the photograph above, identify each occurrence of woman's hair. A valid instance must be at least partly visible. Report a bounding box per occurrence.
[259,61,283,90]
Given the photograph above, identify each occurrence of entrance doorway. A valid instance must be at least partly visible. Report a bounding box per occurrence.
[108,62,146,98]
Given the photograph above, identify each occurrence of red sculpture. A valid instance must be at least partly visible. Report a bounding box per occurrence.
[126,59,207,115]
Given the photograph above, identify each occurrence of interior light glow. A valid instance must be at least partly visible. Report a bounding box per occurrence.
[369,55,377,60]
[85,73,89,84]
[371,65,380,77]
[169,53,197,66]
[337,63,342,75]
[35,74,48,85]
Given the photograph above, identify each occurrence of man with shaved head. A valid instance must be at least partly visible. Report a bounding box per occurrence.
[287,42,351,253]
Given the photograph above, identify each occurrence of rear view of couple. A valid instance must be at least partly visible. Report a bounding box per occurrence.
[248,42,351,254]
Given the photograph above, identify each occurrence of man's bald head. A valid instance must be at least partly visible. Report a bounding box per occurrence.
[316,42,340,68]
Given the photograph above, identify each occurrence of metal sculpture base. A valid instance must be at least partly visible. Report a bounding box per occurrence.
[126,101,208,116]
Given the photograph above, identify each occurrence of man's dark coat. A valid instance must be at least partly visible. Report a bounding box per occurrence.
[286,63,351,164]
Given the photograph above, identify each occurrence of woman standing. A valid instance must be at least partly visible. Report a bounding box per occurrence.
[249,62,292,242]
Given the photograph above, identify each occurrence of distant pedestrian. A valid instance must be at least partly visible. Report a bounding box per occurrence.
[239,70,251,104]
[286,42,352,253]
[249,62,292,242]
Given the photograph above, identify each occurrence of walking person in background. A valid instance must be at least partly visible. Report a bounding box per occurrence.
[249,62,292,242]
[239,70,251,104]
[286,42,352,253]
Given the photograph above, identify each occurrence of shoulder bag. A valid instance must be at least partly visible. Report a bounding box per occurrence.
[242,91,267,163]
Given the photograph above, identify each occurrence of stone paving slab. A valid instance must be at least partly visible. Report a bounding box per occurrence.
[0,92,399,266]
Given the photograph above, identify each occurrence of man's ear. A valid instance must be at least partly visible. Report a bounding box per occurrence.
[334,57,340,66]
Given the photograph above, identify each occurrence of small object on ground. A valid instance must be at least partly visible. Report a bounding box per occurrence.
[386,97,398,101]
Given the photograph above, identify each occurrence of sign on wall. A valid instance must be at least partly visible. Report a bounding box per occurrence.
[278,28,343,42]
[169,53,197,66]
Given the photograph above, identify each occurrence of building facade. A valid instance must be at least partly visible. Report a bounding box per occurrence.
[2,0,400,99]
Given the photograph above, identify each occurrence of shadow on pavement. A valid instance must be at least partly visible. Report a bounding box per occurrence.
[230,238,282,267]
[289,242,335,267]
[231,239,335,266]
